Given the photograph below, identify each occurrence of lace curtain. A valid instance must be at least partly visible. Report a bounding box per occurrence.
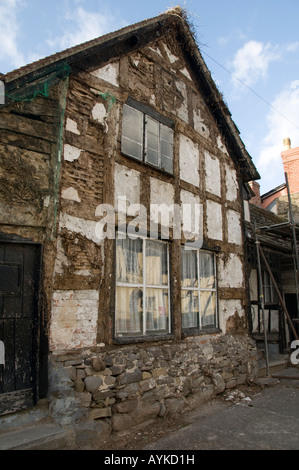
[181,249,216,329]
[116,238,169,336]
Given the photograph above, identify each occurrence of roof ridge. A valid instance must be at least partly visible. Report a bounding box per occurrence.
[3,8,182,83]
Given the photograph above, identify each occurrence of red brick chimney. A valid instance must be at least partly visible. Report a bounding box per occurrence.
[248,180,261,206]
[281,138,299,194]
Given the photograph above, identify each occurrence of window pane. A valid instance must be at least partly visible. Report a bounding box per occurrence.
[121,105,143,160]
[263,271,276,303]
[181,249,198,288]
[146,288,169,332]
[122,105,143,142]
[200,252,215,289]
[161,139,172,158]
[161,124,173,174]
[161,155,173,174]
[121,138,143,161]
[161,124,173,144]
[200,291,216,328]
[115,286,143,336]
[181,290,199,328]
[145,117,159,167]
[146,241,168,286]
[146,148,159,166]
[116,238,143,284]
[147,116,159,138]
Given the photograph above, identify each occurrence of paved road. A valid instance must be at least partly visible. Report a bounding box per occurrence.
[144,369,299,451]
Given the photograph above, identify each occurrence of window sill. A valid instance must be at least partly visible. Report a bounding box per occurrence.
[182,328,222,338]
[120,152,174,178]
[113,333,174,345]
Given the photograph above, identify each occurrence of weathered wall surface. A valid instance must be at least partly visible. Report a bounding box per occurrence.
[0,83,64,241]
[44,35,257,437]
[50,36,248,349]
[0,82,67,363]
[0,31,257,436]
[49,334,257,445]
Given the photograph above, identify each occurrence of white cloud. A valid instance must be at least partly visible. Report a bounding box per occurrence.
[0,0,25,70]
[231,40,281,89]
[256,81,299,192]
[48,5,127,51]
[286,42,299,53]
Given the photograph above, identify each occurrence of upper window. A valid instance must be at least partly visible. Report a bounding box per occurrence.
[181,248,218,331]
[115,235,170,338]
[121,101,174,174]
[263,270,278,304]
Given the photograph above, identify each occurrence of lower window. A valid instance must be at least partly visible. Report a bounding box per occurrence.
[115,236,170,338]
[181,248,217,330]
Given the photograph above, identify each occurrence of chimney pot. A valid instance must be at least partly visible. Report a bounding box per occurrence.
[283,137,291,150]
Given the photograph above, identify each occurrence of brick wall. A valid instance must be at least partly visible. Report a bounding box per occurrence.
[281,146,299,194]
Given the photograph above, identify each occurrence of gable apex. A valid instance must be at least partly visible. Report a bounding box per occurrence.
[2,6,259,182]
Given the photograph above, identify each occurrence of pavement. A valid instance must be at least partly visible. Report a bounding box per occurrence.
[144,367,299,451]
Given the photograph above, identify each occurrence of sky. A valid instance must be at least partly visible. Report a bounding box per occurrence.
[1,0,299,195]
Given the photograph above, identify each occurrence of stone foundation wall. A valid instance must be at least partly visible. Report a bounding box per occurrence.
[48,334,258,440]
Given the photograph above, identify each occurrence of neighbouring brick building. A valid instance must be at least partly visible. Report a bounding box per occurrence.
[247,138,299,358]
[0,8,260,448]
[251,137,299,223]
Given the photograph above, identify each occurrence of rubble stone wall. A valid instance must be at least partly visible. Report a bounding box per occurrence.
[48,334,257,438]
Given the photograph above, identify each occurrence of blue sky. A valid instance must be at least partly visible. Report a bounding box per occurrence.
[1,0,299,194]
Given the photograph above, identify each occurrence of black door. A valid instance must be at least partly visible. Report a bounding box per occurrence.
[285,293,299,341]
[0,242,41,416]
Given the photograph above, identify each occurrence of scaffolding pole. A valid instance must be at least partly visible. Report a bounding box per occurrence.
[258,245,299,341]
[255,226,270,377]
[285,172,299,320]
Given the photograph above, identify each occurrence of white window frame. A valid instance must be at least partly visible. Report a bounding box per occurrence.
[121,103,174,174]
[181,248,218,331]
[115,234,171,338]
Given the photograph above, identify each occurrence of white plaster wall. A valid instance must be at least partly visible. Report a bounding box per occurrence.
[180,189,200,207]
[66,118,80,135]
[90,62,119,87]
[61,187,81,203]
[150,178,175,235]
[114,163,141,210]
[163,43,179,63]
[150,178,175,206]
[50,290,99,351]
[180,66,192,81]
[63,144,82,162]
[227,209,242,245]
[59,212,102,244]
[218,299,245,334]
[205,151,221,197]
[180,189,201,241]
[193,108,210,138]
[218,254,244,288]
[225,165,238,202]
[176,80,188,124]
[217,135,228,154]
[206,200,223,241]
[92,103,108,132]
[54,237,70,275]
[179,135,199,187]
